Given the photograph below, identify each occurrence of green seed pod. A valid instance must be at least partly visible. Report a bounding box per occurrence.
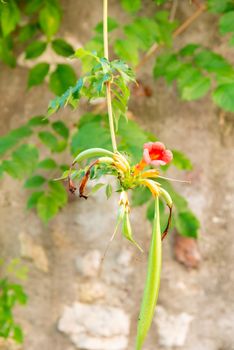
[72,148,114,165]
[122,211,143,253]
[136,196,162,350]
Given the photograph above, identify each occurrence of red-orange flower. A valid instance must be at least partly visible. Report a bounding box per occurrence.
[143,142,173,166]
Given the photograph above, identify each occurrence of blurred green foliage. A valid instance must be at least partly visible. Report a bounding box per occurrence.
[0,259,28,343]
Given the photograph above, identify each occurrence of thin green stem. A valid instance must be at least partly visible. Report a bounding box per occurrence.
[103,0,118,153]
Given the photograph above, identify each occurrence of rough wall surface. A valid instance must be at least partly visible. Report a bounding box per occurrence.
[0,1,234,350]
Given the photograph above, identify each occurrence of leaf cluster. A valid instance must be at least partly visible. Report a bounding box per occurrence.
[48,49,135,127]
[87,10,177,67]
[154,45,234,112]
[0,115,70,223]
[0,259,28,343]
[0,0,76,92]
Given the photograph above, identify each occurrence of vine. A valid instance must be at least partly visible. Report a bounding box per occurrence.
[46,1,178,347]
[103,0,118,153]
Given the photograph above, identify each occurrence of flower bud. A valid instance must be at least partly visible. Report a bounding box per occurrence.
[122,211,143,253]
[119,191,129,209]
[160,188,173,208]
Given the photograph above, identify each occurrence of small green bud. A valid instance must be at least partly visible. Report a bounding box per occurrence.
[160,188,173,208]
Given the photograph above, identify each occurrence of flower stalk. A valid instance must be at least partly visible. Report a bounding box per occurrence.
[103,0,118,153]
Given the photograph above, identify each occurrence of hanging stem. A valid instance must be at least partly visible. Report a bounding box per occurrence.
[103,0,118,153]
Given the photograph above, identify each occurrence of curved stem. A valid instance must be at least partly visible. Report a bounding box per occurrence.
[103,0,118,153]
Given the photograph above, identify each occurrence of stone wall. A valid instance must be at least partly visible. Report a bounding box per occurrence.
[0,1,234,350]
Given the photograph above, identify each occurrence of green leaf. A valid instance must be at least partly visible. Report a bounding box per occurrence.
[0,37,16,67]
[37,194,59,223]
[179,44,200,56]
[154,11,178,46]
[12,144,38,174]
[13,325,23,343]
[118,118,151,162]
[95,17,118,34]
[38,131,58,151]
[85,35,104,59]
[71,121,112,155]
[24,175,46,188]
[18,24,37,43]
[194,49,232,73]
[229,34,234,46]
[0,125,32,156]
[49,64,77,95]
[75,47,100,61]
[154,53,183,83]
[0,0,20,37]
[11,284,28,304]
[212,83,234,112]
[124,17,159,51]
[219,11,234,34]
[38,131,66,152]
[75,48,100,73]
[27,115,49,127]
[207,0,234,13]
[52,121,69,139]
[51,38,74,57]
[25,0,42,14]
[105,184,113,199]
[175,211,200,238]
[2,159,23,178]
[48,181,67,207]
[132,187,152,207]
[9,125,32,139]
[2,144,39,179]
[37,158,57,169]
[89,183,105,195]
[25,41,47,59]
[114,39,139,66]
[178,68,211,101]
[26,191,43,209]
[28,63,50,88]
[47,78,83,115]
[121,0,141,12]
[39,2,61,39]
[172,150,193,170]
[0,164,3,179]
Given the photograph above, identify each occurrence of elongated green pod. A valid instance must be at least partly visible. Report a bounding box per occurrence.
[160,188,173,208]
[136,196,162,350]
[72,148,114,165]
[122,211,143,253]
